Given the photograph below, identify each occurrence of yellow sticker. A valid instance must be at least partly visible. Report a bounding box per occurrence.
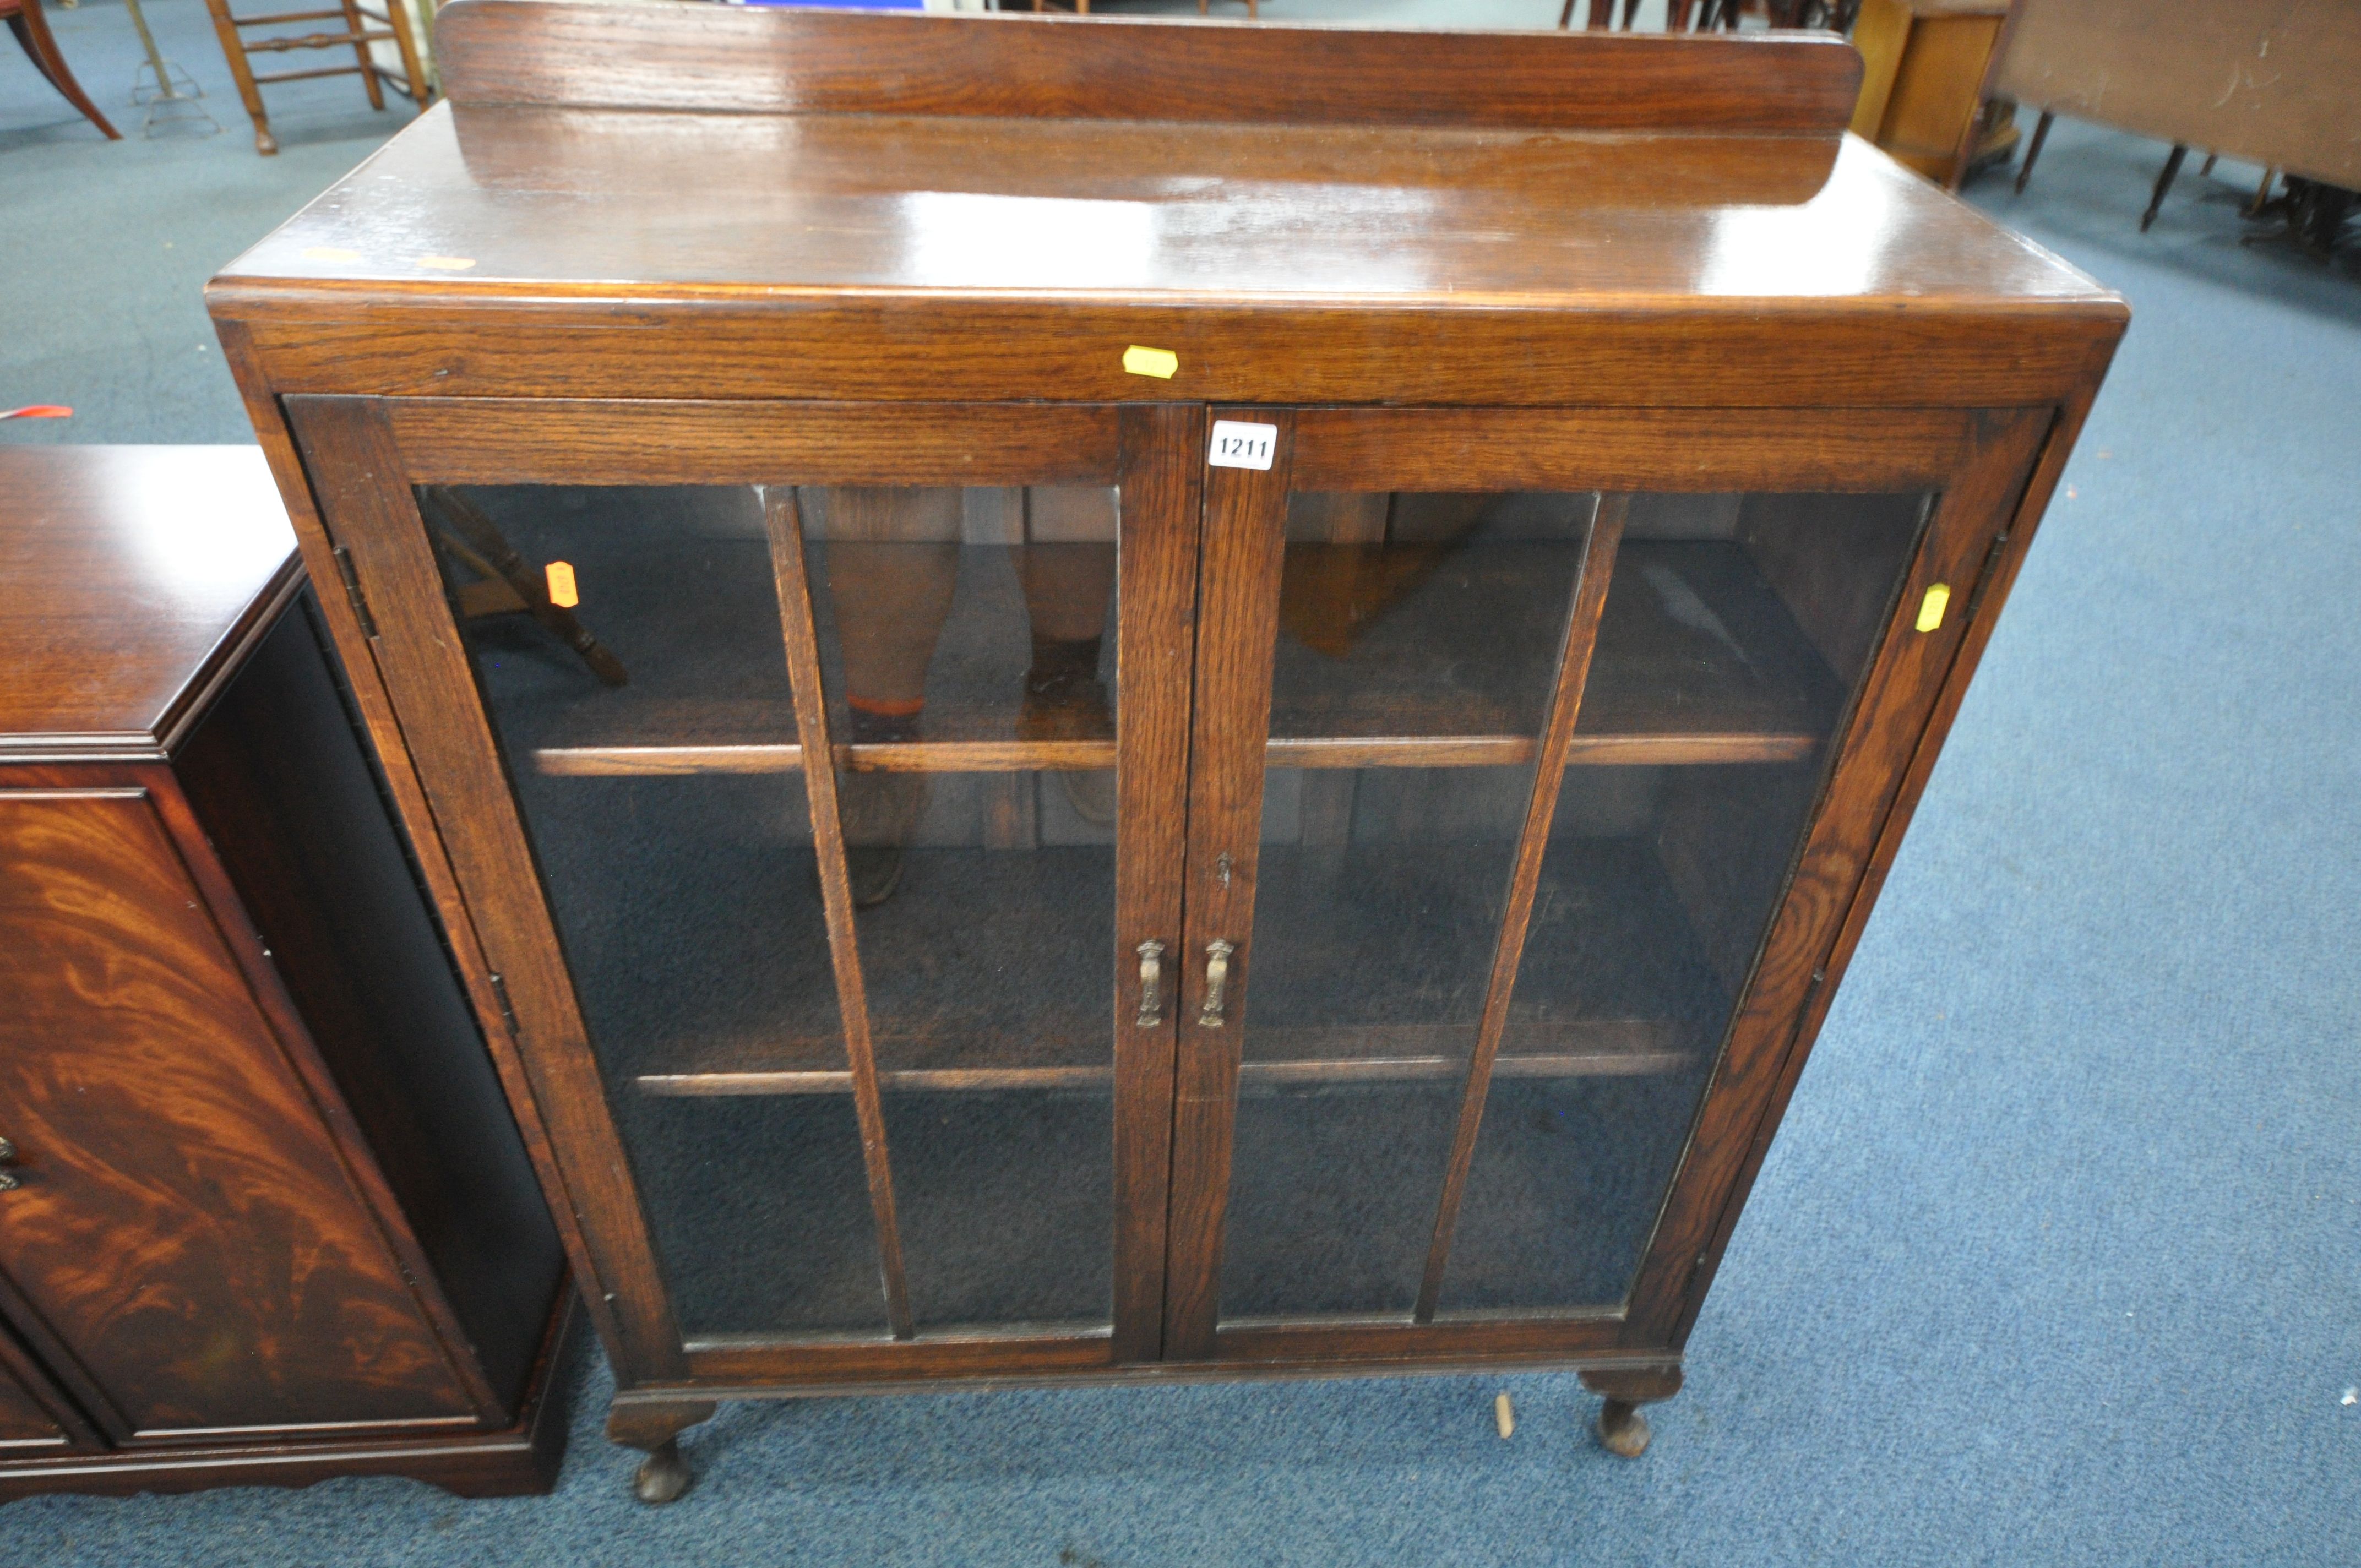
[415,255,477,271]
[1916,582,1951,633]
[546,560,580,609]
[301,246,361,263]
[1122,345,1179,379]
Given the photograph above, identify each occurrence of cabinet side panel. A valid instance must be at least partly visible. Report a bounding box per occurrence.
[0,1344,74,1453]
[175,594,565,1416]
[0,790,475,1437]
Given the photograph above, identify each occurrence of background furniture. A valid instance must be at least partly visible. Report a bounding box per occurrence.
[1995,0,2361,219]
[3,0,119,139]
[0,445,572,1499]
[209,1,2122,1504]
[202,0,429,154]
[1848,0,2014,186]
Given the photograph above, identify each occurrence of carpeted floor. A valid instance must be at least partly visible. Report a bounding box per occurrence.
[4,4,2360,1564]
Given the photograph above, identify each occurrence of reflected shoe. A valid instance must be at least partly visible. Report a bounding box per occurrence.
[1019,659,1116,828]
[836,770,927,907]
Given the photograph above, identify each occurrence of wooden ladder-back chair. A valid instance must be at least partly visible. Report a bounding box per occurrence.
[203,0,430,153]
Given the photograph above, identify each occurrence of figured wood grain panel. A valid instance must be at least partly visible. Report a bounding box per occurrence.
[1620,408,2050,1344]
[385,400,1120,487]
[438,1,1862,133]
[286,395,690,1383]
[0,790,474,1439]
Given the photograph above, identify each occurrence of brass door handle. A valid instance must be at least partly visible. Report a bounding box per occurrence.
[1199,940,1235,1027]
[1135,940,1165,1027]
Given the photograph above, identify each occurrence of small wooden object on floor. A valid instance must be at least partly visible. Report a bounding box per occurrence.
[202,0,429,154]
[2,0,119,138]
[0,446,573,1500]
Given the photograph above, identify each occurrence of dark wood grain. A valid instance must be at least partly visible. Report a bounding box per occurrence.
[436,1,1861,132]
[1160,409,1296,1362]
[762,488,915,1342]
[1413,496,1626,1323]
[0,788,473,1438]
[0,447,297,760]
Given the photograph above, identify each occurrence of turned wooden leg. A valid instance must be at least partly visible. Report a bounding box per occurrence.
[2014,110,2052,195]
[2141,143,2188,233]
[607,1398,717,1505]
[1579,1364,1683,1459]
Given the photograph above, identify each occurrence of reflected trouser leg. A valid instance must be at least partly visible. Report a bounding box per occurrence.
[1017,488,1119,826]
[813,487,961,903]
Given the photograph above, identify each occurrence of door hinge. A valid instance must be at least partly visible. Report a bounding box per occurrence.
[487,971,521,1037]
[1959,533,2011,623]
[330,545,379,639]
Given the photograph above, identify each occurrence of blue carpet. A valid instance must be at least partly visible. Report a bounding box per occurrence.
[5,10,2360,1559]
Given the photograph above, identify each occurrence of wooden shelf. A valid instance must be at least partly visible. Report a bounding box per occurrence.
[636,1019,1695,1098]
[491,535,1834,779]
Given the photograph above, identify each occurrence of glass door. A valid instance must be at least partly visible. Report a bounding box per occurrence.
[290,400,1200,1374]
[1163,405,2026,1358]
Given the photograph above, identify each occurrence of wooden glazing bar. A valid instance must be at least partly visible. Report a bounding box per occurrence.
[531,729,1814,778]
[760,487,915,1341]
[383,399,1120,488]
[1412,495,1629,1325]
[632,1044,1694,1099]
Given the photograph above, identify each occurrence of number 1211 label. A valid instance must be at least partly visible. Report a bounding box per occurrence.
[1207,421,1278,471]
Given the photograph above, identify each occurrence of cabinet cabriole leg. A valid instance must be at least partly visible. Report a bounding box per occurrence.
[607,1398,717,1505]
[1579,1364,1683,1460]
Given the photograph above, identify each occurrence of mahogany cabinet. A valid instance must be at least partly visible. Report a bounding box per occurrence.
[206,2,2125,1502]
[0,447,572,1499]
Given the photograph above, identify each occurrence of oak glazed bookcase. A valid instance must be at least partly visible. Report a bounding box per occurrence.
[208,0,2124,1502]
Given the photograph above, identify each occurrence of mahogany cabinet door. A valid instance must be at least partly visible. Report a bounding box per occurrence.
[0,788,480,1441]
[286,397,1202,1377]
[1162,405,2049,1361]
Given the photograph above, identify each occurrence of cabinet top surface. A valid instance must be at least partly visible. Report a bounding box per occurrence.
[213,4,2113,316]
[0,446,297,755]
